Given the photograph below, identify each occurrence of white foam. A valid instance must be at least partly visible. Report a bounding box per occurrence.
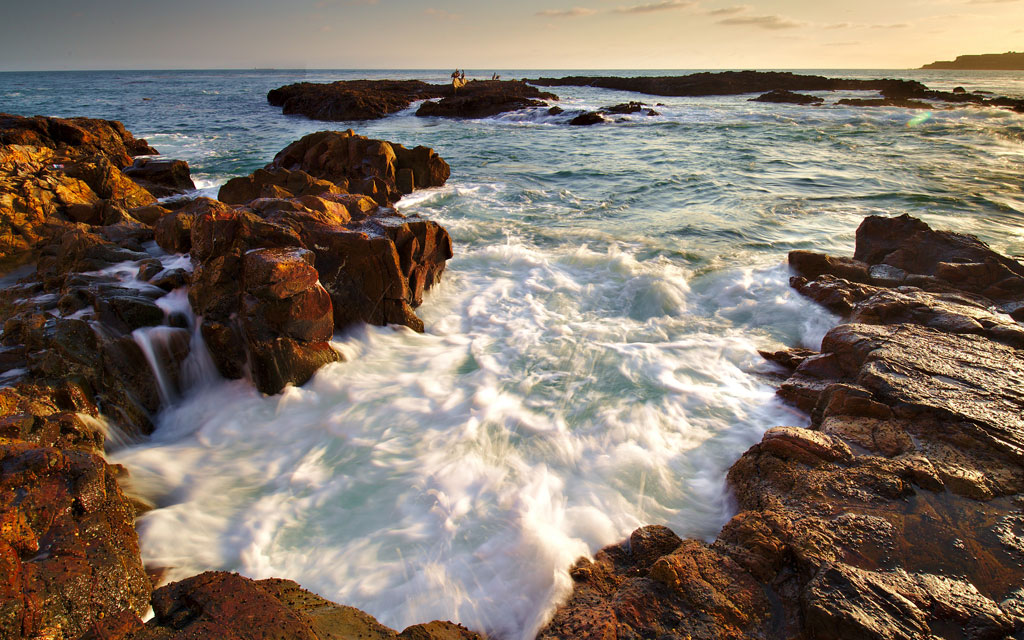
[113,237,807,639]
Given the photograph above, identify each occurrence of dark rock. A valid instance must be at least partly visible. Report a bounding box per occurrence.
[122,157,196,197]
[268,78,557,122]
[529,71,1024,114]
[547,106,564,115]
[415,80,557,118]
[602,101,650,114]
[569,112,606,126]
[750,89,824,105]
[837,97,933,109]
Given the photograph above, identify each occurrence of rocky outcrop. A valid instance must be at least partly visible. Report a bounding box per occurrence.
[269,79,558,122]
[538,215,1024,639]
[0,113,157,167]
[837,97,932,109]
[80,571,484,640]
[416,80,557,118]
[0,115,193,263]
[175,189,452,393]
[262,130,450,206]
[750,89,824,105]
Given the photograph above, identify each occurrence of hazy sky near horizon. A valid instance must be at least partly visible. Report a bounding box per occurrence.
[0,0,1021,71]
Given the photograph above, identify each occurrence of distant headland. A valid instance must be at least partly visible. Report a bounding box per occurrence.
[921,51,1024,70]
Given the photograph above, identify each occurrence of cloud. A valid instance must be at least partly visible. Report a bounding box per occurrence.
[614,0,695,13]
[707,5,749,15]
[536,7,598,17]
[967,0,1019,3]
[870,22,910,28]
[717,14,805,29]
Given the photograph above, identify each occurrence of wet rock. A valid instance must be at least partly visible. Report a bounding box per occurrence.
[547,106,564,115]
[837,97,933,109]
[122,157,195,197]
[0,441,150,640]
[569,112,606,126]
[751,89,824,105]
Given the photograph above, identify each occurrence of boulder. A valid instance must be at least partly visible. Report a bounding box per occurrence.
[415,80,557,118]
[569,112,606,126]
[218,166,343,205]
[122,157,196,197]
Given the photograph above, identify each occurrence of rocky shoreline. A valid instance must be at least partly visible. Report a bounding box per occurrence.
[536,215,1024,639]
[0,114,479,639]
[2,101,1024,640]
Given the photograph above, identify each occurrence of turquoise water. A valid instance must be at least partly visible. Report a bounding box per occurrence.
[3,69,1023,638]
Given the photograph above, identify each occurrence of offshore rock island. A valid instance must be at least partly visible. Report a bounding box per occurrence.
[1,68,1024,640]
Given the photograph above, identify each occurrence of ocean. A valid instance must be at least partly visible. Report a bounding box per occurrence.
[2,68,1023,638]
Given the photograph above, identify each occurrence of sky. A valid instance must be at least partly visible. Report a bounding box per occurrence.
[0,0,1022,71]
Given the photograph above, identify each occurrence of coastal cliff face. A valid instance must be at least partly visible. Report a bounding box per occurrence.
[0,116,463,639]
[537,215,1024,639]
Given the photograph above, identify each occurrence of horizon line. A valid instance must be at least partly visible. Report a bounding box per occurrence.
[0,66,926,74]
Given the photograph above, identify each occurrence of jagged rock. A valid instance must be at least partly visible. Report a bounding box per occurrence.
[0,112,156,167]
[0,441,150,640]
[122,157,196,197]
[0,115,173,262]
[268,130,450,205]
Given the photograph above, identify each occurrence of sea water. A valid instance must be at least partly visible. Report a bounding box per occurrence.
[2,68,1023,638]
